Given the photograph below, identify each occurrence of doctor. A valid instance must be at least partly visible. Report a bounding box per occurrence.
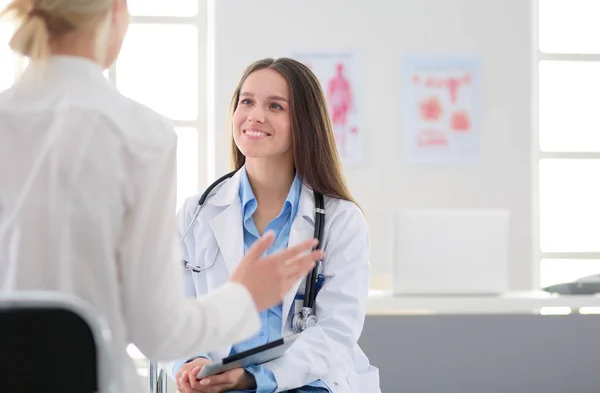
[0,2,321,393]
[173,58,380,393]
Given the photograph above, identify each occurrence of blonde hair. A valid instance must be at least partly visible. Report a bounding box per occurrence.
[0,0,114,60]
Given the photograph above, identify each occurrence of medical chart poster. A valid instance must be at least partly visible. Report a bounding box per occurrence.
[402,55,481,165]
[290,52,364,165]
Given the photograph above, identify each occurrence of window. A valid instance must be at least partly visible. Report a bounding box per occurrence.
[536,0,600,288]
[113,3,204,210]
[0,1,23,91]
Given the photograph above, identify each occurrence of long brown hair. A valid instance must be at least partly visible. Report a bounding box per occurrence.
[228,57,358,206]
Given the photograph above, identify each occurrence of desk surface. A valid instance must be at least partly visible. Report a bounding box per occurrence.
[366,290,600,315]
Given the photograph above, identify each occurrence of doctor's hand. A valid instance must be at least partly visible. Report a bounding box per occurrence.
[229,231,323,312]
[176,357,212,393]
[196,368,256,393]
[177,365,254,393]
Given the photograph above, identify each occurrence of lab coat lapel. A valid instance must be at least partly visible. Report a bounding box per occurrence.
[209,204,244,274]
[208,171,244,274]
[281,184,316,326]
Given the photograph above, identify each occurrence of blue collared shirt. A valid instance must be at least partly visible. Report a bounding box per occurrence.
[174,167,329,393]
[232,167,300,355]
[235,168,329,393]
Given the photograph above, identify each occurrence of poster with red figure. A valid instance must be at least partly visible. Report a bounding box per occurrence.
[402,55,480,164]
[291,52,364,165]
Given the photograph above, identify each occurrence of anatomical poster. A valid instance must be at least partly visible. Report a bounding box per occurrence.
[291,52,364,165]
[402,55,481,164]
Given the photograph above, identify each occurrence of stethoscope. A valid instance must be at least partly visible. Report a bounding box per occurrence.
[179,170,325,333]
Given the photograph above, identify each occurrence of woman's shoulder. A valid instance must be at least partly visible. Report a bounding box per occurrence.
[178,180,228,216]
[178,191,204,216]
[93,83,179,152]
[323,195,367,228]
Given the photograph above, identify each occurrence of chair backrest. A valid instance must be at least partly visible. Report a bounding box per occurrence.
[0,292,117,393]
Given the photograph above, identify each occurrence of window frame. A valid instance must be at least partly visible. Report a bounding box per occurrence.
[108,12,208,195]
[533,0,600,288]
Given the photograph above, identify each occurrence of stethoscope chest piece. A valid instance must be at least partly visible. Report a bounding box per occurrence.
[293,307,318,333]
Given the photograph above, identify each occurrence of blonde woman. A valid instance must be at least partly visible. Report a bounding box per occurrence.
[0,2,321,393]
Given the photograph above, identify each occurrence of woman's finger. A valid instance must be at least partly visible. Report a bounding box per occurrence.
[281,250,324,278]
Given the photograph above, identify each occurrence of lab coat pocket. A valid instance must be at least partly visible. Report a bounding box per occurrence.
[324,370,353,393]
[191,273,207,295]
[200,247,228,291]
[352,366,381,393]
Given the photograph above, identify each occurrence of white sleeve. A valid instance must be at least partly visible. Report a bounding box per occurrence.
[164,201,212,377]
[116,126,260,361]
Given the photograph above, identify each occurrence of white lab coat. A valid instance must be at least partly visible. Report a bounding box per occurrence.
[175,170,381,393]
[0,56,261,393]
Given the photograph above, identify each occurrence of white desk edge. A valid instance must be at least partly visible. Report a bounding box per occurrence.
[366,290,600,315]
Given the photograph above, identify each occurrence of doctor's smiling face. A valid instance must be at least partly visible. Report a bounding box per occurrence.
[228,58,357,205]
[232,68,293,163]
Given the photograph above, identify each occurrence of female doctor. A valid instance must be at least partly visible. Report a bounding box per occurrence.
[173,58,380,393]
[0,2,322,393]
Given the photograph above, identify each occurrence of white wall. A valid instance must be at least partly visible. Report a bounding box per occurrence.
[207,0,534,290]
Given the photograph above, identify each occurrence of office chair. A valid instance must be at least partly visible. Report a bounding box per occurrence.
[0,292,117,393]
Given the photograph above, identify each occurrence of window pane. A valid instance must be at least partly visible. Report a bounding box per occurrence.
[116,24,198,121]
[0,22,18,92]
[175,128,198,210]
[127,0,198,17]
[539,0,600,54]
[539,159,600,252]
[539,61,600,152]
[541,259,600,288]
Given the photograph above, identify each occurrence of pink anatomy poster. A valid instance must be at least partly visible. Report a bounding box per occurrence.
[292,52,364,165]
[402,55,481,164]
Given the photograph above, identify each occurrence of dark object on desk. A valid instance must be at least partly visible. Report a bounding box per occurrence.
[543,274,600,295]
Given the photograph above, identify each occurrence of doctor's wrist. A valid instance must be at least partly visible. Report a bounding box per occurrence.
[238,370,257,390]
[188,356,210,364]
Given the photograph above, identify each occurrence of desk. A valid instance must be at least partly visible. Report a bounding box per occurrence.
[360,292,600,392]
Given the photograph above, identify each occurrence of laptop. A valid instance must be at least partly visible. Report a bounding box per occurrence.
[393,209,510,296]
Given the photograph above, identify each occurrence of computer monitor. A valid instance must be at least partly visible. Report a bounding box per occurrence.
[393,209,510,295]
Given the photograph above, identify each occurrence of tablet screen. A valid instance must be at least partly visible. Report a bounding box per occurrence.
[195,334,300,380]
[222,337,285,364]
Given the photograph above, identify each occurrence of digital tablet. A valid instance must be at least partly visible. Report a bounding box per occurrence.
[195,334,300,380]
